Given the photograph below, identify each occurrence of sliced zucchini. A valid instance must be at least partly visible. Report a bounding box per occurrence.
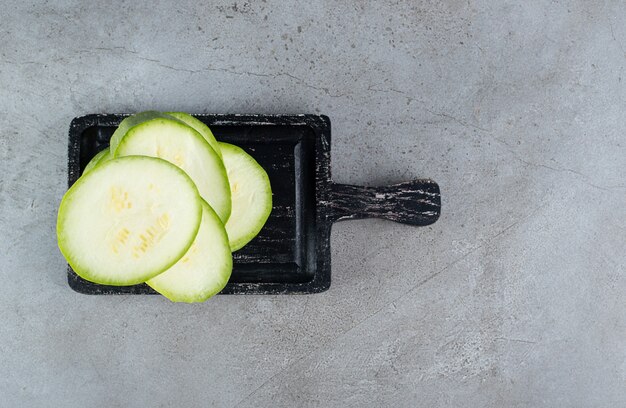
[57,156,202,286]
[147,200,232,303]
[115,118,231,223]
[219,142,272,251]
[165,112,222,159]
[109,111,177,154]
[83,149,110,174]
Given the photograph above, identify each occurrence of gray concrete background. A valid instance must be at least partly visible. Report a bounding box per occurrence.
[0,0,624,407]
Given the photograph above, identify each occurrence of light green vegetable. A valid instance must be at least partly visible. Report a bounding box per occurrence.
[109,111,178,155]
[115,117,232,223]
[165,112,222,159]
[220,142,272,251]
[147,200,232,303]
[57,156,202,286]
[57,111,275,302]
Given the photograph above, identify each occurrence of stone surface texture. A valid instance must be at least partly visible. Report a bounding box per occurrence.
[0,1,624,407]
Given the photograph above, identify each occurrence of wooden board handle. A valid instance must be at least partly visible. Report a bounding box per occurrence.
[329,180,441,225]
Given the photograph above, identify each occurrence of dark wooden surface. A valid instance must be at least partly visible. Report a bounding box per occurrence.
[329,180,440,225]
[66,114,440,295]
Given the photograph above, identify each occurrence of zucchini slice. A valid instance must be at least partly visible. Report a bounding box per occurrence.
[219,142,272,251]
[57,156,202,286]
[147,200,232,303]
[165,112,222,159]
[109,111,177,154]
[115,117,232,223]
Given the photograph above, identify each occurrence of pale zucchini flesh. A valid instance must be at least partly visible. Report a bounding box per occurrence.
[109,111,179,155]
[165,112,222,159]
[219,142,272,251]
[57,156,202,286]
[115,118,232,223]
[147,200,232,303]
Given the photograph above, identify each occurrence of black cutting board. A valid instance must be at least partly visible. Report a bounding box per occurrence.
[66,114,441,295]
